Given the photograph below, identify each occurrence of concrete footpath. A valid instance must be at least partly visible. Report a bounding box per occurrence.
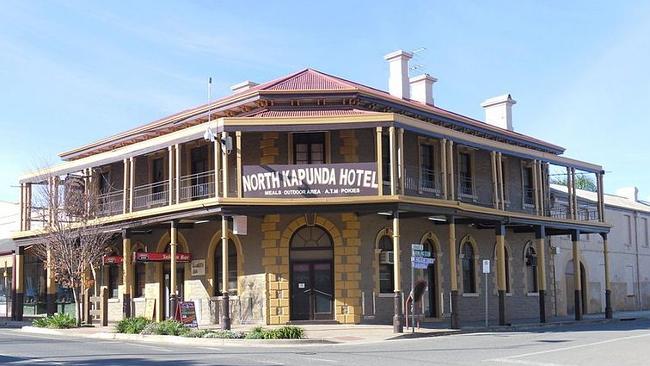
[13,310,650,346]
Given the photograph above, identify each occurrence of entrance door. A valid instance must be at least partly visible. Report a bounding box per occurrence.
[162,264,185,319]
[423,239,438,318]
[290,262,333,321]
[289,225,334,321]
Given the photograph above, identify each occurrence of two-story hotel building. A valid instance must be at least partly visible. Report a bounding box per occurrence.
[12,50,612,332]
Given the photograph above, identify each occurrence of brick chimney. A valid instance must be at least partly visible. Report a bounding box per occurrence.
[409,74,437,105]
[384,50,413,99]
[481,94,517,131]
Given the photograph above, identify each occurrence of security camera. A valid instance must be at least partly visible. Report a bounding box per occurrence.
[203,128,216,142]
[221,134,233,155]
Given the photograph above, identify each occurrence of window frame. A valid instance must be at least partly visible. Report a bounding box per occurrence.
[417,137,440,194]
[521,161,535,208]
[460,241,477,294]
[457,148,476,199]
[377,233,395,295]
[214,239,239,296]
[524,243,539,294]
[289,132,328,165]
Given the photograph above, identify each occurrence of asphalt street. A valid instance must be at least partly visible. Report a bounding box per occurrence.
[1,319,650,365]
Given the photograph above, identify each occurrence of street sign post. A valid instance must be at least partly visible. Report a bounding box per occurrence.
[410,244,435,332]
[482,259,490,327]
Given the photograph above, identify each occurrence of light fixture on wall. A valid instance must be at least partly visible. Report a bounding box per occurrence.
[427,215,447,222]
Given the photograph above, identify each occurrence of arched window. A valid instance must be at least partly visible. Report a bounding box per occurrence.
[215,240,238,296]
[105,247,120,299]
[461,242,476,293]
[525,244,538,293]
[378,235,394,293]
[133,243,146,298]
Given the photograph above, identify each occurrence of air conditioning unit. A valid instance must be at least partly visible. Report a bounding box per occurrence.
[379,251,394,264]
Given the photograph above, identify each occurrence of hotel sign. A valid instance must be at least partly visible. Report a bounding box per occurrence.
[242,163,378,198]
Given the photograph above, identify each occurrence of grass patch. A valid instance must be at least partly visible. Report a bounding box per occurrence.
[116,317,152,334]
[32,313,77,329]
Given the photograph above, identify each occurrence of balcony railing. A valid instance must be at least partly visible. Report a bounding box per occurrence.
[96,190,124,217]
[179,170,215,202]
[404,165,444,199]
[133,181,169,211]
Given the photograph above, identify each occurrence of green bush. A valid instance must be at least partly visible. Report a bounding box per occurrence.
[181,329,245,339]
[140,320,189,336]
[245,326,304,339]
[182,329,212,338]
[116,317,152,334]
[272,326,304,339]
[32,313,77,329]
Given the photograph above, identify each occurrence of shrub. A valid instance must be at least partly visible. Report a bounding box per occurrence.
[32,313,77,329]
[140,320,189,336]
[245,326,304,339]
[182,329,212,338]
[272,326,304,339]
[116,317,152,334]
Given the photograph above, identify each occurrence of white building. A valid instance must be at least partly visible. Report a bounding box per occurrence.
[550,185,650,316]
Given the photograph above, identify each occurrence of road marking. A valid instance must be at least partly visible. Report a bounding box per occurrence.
[134,344,172,352]
[485,359,575,366]
[307,357,339,363]
[197,346,222,352]
[484,331,650,364]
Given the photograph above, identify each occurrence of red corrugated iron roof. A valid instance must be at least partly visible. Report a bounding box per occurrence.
[250,109,375,117]
[59,68,564,160]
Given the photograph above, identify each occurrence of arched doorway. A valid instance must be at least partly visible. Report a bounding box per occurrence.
[289,225,334,321]
[161,243,186,319]
[420,236,440,318]
[565,260,587,315]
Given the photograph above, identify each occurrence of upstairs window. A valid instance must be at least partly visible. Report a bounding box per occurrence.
[382,134,391,184]
[420,144,436,190]
[152,157,165,198]
[458,152,473,196]
[293,133,325,164]
[522,165,534,206]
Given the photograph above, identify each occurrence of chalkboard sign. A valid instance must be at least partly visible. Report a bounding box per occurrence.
[144,298,156,321]
[176,301,198,328]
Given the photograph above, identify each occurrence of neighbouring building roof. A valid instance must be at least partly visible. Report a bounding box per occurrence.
[551,184,650,213]
[58,68,566,161]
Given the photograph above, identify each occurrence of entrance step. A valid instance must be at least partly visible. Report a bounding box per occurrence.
[287,320,340,325]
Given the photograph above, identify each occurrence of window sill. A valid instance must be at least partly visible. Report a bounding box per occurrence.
[526,292,539,297]
[462,293,479,297]
[133,297,146,302]
[108,298,120,303]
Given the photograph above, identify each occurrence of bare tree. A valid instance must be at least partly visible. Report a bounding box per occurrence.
[30,172,114,326]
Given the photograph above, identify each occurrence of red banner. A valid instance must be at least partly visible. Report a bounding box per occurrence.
[133,252,191,263]
[102,256,123,265]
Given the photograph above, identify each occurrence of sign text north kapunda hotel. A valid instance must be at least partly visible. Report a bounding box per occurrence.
[242,163,378,198]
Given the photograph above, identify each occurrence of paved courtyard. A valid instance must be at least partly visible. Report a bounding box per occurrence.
[1,318,650,365]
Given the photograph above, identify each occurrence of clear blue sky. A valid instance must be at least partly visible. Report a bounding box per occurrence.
[1,1,648,202]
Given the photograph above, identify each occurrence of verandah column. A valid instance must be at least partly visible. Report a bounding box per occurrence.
[535,226,547,323]
[392,211,403,333]
[169,220,178,319]
[495,224,507,326]
[448,217,459,329]
[602,233,613,319]
[122,230,133,318]
[389,126,397,196]
[46,248,56,316]
[221,215,231,330]
[12,246,24,321]
[375,127,383,196]
[572,230,583,320]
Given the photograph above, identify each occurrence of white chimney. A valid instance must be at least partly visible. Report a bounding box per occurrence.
[480,94,517,131]
[384,50,413,99]
[409,74,437,105]
[616,187,639,202]
[231,80,258,93]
